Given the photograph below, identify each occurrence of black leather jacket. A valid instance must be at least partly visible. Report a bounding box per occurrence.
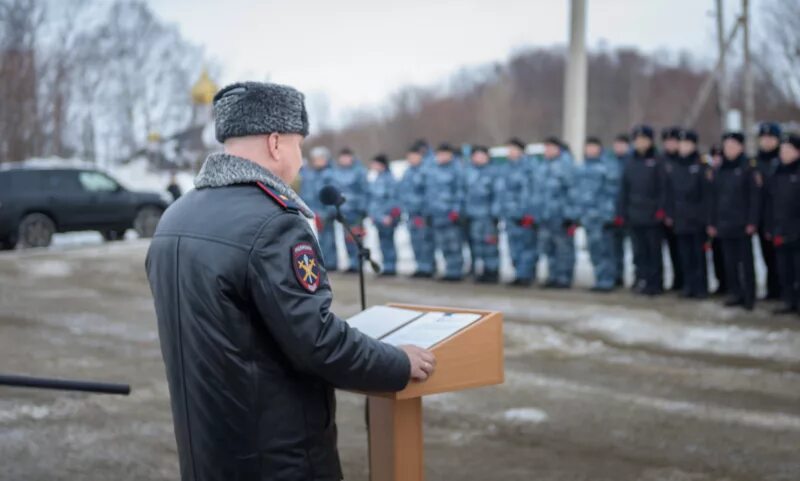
[145,153,410,481]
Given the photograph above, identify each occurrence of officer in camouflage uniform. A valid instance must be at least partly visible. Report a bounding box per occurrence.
[464,145,501,283]
[497,138,538,286]
[399,142,434,277]
[367,154,401,276]
[576,137,620,291]
[610,134,631,286]
[299,146,337,270]
[707,131,762,310]
[424,143,464,281]
[330,147,369,273]
[534,136,578,288]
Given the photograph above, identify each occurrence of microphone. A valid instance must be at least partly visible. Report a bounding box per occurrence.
[319,185,345,207]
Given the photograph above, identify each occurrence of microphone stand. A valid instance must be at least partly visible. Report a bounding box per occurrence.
[333,205,380,311]
[331,203,381,477]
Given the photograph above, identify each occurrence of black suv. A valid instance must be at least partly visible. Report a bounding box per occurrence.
[0,167,168,249]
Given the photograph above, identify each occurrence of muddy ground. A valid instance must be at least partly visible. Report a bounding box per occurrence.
[1,240,799,481]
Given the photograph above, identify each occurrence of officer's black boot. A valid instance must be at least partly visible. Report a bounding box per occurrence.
[773,304,797,315]
[476,271,499,284]
[724,297,743,307]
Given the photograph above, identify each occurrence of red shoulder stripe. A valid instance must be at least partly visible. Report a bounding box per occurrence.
[255,181,287,208]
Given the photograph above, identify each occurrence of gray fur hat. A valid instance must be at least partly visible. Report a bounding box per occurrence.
[213,81,309,143]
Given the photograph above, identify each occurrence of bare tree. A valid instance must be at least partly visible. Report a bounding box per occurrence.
[760,0,800,106]
[0,0,44,162]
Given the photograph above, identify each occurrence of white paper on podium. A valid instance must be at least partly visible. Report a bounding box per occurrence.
[379,312,482,349]
[344,305,425,340]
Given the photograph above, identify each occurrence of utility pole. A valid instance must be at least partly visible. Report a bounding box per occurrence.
[683,15,743,127]
[715,0,729,130]
[742,0,756,154]
[563,0,587,164]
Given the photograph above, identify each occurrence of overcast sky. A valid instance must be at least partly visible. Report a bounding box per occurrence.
[148,0,765,127]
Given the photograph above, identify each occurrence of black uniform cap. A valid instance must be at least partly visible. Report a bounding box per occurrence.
[436,142,454,153]
[781,133,800,150]
[543,136,562,147]
[758,122,782,138]
[631,124,654,140]
[722,131,745,144]
[372,153,389,167]
[678,129,698,143]
[661,126,681,141]
[506,137,526,150]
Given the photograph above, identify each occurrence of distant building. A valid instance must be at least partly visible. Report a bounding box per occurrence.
[146,69,219,170]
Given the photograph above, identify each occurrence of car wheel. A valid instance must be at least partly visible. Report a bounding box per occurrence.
[18,213,55,248]
[102,229,127,242]
[134,206,163,238]
[0,237,16,251]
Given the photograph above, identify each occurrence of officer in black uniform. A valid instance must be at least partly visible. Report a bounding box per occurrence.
[660,126,684,292]
[618,124,666,296]
[707,131,762,310]
[708,144,727,296]
[664,129,709,298]
[145,81,436,481]
[764,133,800,315]
[611,134,631,286]
[755,122,783,300]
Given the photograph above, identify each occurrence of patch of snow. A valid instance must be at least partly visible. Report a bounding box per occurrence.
[25,259,73,277]
[509,371,800,432]
[577,314,800,364]
[502,407,549,424]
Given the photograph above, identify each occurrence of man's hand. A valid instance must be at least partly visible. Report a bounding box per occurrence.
[706,225,717,238]
[745,224,756,236]
[399,345,436,382]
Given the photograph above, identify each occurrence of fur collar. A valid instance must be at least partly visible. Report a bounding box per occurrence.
[194,152,313,218]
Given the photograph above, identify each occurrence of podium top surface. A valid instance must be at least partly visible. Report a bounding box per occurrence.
[346,305,482,349]
[346,303,504,399]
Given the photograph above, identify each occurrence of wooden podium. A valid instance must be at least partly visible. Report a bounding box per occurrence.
[362,304,504,481]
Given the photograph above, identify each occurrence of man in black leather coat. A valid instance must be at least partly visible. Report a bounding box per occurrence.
[146,81,435,481]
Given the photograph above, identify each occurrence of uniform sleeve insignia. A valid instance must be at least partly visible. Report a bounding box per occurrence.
[292,242,321,293]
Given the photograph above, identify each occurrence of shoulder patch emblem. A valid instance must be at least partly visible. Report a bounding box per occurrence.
[292,242,321,293]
